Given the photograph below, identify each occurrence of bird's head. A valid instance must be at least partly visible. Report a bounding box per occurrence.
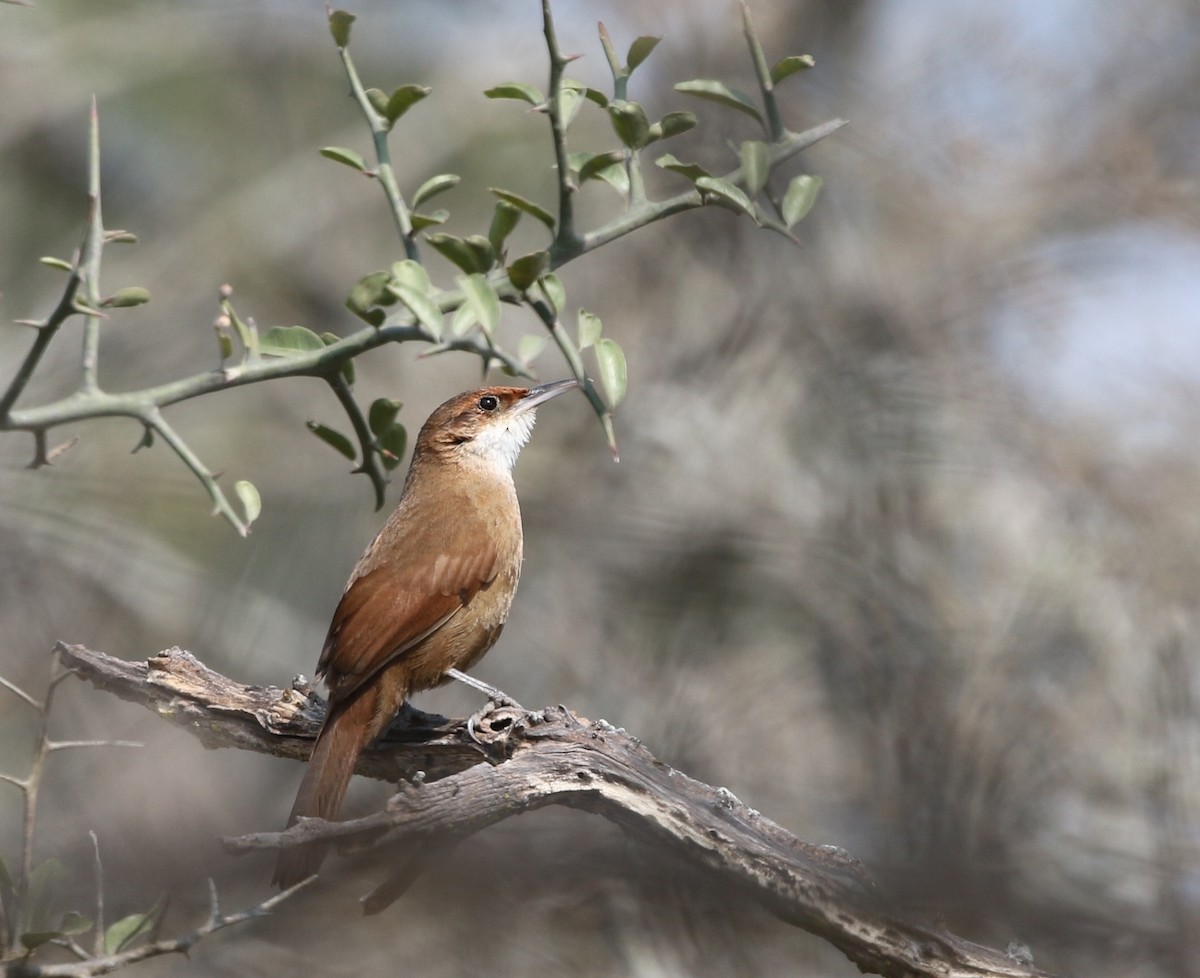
[415,379,578,472]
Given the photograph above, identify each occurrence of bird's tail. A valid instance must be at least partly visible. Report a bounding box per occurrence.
[273,690,375,889]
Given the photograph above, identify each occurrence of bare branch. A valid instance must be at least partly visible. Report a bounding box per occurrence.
[57,643,1055,978]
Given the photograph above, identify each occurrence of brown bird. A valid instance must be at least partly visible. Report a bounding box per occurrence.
[274,379,577,888]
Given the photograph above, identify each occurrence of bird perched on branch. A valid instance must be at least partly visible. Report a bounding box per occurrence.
[274,379,578,887]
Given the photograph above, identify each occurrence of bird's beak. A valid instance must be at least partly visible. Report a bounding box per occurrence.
[511,378,579,414]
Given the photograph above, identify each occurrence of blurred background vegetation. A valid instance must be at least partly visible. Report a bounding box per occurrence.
[2,0,1199,975]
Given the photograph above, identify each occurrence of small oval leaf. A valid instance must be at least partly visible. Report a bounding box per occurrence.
[607,99,651,150]
[695,175,754,216]
[368,398,403,437]
[235,480,261,527]
[675,79,763,124]
[410,209,449,231]
[391,259,432,294]
[345,270,394,324]
[426,233,486,275]
[328,9,355,47]
[412,173,460,208]
[483,82,544,106]
[771,54,815,85]
[626,35,661,72]
[652,111,697,142]
[320,146,368,172]
[39,256,73,272]
[577,309,602,350]
[578,150,626,183]
[102,286,151,308]
[595,337,628,408]
[365,88,389,118]
[307,421,357,462]
[489,188,555,231]
[655,153,711,182]
[385,84,431,125]
[378,424,407,471]
[538,273,566,315]
[259,325,326,357]
[739,140,770,194]
[389,282,444,339]
[459,273,501,337]
[488,200,522,252]
[782,174,822,228]
[506,251,550,292]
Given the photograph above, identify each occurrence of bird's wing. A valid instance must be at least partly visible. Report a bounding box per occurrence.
[316,539,502,701]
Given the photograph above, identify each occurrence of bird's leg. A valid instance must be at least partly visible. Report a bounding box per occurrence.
[445,668,524,710]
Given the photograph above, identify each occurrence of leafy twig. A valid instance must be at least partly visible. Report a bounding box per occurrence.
[540,0,581,258]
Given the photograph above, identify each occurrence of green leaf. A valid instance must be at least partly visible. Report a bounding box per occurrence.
[412,173,460,208]
[484,82,544,106]
[410,209,449,231]
[307,421,356,462]
[581,87,609,108]
[365,87,389,118]
[39,256,73,272]
[558,82,587,129]
[655,153,711,182]
[489,188,555,231]
[517,334,548,363]
[464,234,497,272]
[426,233,489,275]
[105,230,138,244]
[104,900,163,956]
[594,162,630,197]
[259,325,325,357]
[459,274,501,337]
[368,398,403,437]
[538,273,565,315]
[595,337,628,407]
[626,36,661,72]
[695,176,755,217]
[450,303,477,336]
[607,99,651,150]
[488,200,522,253]
[782,174,822,228]
[675,80,763,125]
[391,259,432,294]
[771,54,815,84]
[506,251,550,292]
[345,270,394,325]
[577,308,602,349]
[23,858,63,933]
[649,111,697,143]
[235,480,261,527]
[21,930,65,951]
[102,286,151,308]
[328,9,355,47]
[739,140,770,194]
[58,912,93,937]
[320,146,368,172]
[385,84,430,126]
[389,282,444,339]
[378,424,407,471]
[575,151,623,184]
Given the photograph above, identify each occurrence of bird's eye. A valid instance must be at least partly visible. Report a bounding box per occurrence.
[478,394,500,412]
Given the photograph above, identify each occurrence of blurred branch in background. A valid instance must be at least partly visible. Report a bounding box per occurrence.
[0,656,312,976]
